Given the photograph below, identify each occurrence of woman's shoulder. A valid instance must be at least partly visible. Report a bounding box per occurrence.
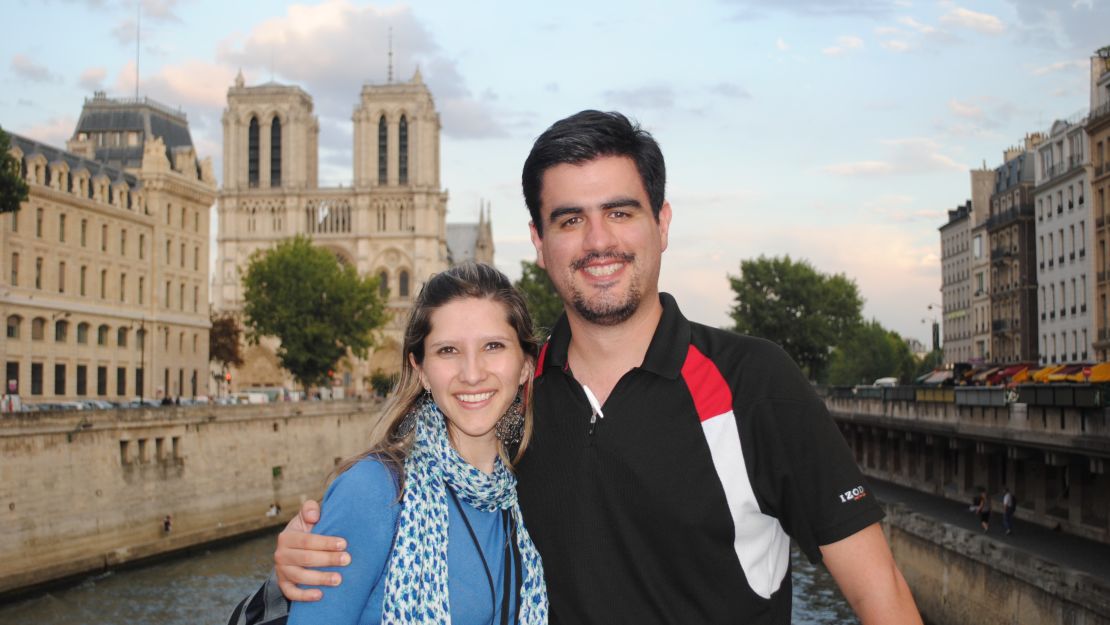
[323,456,401,507]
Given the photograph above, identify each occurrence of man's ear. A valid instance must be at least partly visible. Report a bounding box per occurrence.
[529,221,546,269]
[658,201,672,253]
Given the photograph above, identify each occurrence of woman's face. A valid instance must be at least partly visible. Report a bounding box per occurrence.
[413,297,530,462]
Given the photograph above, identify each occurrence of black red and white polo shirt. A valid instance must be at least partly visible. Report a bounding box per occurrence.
[516,293,883,625]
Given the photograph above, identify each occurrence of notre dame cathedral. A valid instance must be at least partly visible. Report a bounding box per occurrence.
[211,69,492,395]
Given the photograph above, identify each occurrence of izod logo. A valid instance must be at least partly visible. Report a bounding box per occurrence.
[839,486,867,503]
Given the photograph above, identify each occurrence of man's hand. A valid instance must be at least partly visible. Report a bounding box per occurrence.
[274,499,351,602]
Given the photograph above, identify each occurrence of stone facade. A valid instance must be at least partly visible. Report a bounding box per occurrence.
[212,71,492,394]
[969,168,995,363]
[1034,116,1093,365]
[939,202,971,364]
[1089,49,1110,360]
[0,401,383,595]
[2,95,216,404]
[989,137,1043,364]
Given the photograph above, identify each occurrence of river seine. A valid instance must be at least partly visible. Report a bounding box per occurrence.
[0,531,856,624]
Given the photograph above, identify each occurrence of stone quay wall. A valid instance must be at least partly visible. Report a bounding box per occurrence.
[884,504,1110,625]
[0,400,386,597]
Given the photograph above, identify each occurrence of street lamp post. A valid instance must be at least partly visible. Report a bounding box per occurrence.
[925,303,942,354]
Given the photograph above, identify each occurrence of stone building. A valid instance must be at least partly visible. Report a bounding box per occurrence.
[1088,47,1110,361]
[2,94,216,404]
[988,136,1043,363]
[212,71,492,394]
[939,201,971,364]
[968,167,994,363]
[1034,116,1092,365]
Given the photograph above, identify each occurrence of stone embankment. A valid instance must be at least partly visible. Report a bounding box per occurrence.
[0,400,384,597]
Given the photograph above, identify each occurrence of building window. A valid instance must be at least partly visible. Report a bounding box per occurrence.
[11,210,18,233]
[55,320,68,343]
[179,283,185,310]
[194,211,199,233]
[79,265,87,296]
[80,219,87,246]
[248,116,260,188]
[97,366,107,396]
[379,270,388,298]
[120,229,127,256]
[58,261,65,293]
[165,238,171,263]
[31,363,43,396]
[180,242,185,268]
[138,276,144,305]
[139,233,145,259]
[117,366,126,396]
[271,116,282,187]
[398,115,408,185]
[100,269,107,299]
[97,324,109,346]
[77,322,89,344]
[194,246,199,271]
[399,270,410,298]
[165,280,171,308]
[378,115,387,184]
[10,252,17,286]
[31,317,45,340]
[54,363,66,396]
[193,285,199,312]
[76,365,87,396]
[117,327,128,348]
[181,206,186,229]
[34,257,42,289]
[101,224,107,251]
[35,207,43,237]
[166,203,172,225]
[59,214,66,242]
[6,315,20,339]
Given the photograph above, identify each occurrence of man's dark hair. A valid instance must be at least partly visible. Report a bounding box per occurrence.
[522,110,665,236]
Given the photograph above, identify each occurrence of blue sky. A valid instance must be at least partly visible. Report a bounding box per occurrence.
[3,0,1108,345]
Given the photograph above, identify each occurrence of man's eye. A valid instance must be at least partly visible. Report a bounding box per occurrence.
[559,216,582,228]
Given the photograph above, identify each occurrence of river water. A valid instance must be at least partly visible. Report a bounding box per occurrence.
[0,532,856,624]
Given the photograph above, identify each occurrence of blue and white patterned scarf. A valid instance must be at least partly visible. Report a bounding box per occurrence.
[382,396,548,624]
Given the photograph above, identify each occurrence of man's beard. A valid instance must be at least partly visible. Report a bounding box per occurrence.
[568,252,640,326]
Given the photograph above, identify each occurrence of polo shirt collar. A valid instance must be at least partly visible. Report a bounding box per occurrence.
[539,292,690,380]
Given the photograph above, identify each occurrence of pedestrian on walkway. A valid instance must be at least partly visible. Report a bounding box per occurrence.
[1002,487,1015,535]
[975,487,991,533]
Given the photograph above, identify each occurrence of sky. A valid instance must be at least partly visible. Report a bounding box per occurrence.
[3,0,1108,346]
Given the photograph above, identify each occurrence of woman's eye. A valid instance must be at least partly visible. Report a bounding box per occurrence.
[436,346,457,355]
[485,341,505,351]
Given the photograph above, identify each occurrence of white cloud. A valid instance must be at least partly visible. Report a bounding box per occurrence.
[603,85,676,110]
[874,26,902,35]
[940,7,1005,34]
[217,0,505,140]
[897,16,936,34]
[823,138,967,176]
[880,39,912,52]
[948,98,985,120]
[776,37,789,51]
[822,35,864,56]
[1030,58,1087,76]
[20,116,76,146]
[10,54,59,83]
[78,66,107,91]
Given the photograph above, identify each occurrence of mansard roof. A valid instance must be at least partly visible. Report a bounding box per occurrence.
[8,132,140,188]
[72,92,194,170]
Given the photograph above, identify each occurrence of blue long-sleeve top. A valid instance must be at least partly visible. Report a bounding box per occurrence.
[288,459,518,625]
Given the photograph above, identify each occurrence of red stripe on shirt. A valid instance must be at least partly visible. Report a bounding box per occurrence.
[535,342,550,377]
[681,344,733,422]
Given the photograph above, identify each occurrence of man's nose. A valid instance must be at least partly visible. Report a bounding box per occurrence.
[583,216,617,250]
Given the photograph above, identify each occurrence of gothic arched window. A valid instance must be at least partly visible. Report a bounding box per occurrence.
[378,116,388,185]
[378,270,389,298]
[399,270,410,298]
[248,116,260,188]
[399,115,409,185]
[270,117,282,187]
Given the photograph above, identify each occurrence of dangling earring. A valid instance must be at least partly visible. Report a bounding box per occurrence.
[395,386,429,440]
[495,386,525,444]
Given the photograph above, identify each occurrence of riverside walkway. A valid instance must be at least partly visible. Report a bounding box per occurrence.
[871,478,1110,582]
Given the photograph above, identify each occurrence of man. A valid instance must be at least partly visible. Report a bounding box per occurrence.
[1002,486,1015,535]
[236,111,921,624]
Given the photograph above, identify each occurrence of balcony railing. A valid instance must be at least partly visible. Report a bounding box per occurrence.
[986,205,1034,230]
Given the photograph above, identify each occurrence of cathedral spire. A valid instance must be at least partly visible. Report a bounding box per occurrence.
[387,27,394,84]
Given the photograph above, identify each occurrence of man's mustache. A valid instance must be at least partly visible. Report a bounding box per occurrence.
[570,251,636,271]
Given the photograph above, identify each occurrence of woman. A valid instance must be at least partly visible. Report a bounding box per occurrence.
[288,263,548,625]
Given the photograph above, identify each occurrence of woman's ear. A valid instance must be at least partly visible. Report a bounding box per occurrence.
[410,353,428,390]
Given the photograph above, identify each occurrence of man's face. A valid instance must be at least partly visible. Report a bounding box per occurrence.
[529,155,671,326]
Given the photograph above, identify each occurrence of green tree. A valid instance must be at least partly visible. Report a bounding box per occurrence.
[914,348,945,380]
[209,312,245,370]
[242,236,388,389]
[0,126,29,214]
[514,260,564,337]
[827,320,917,386]
[729,255,863,382]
